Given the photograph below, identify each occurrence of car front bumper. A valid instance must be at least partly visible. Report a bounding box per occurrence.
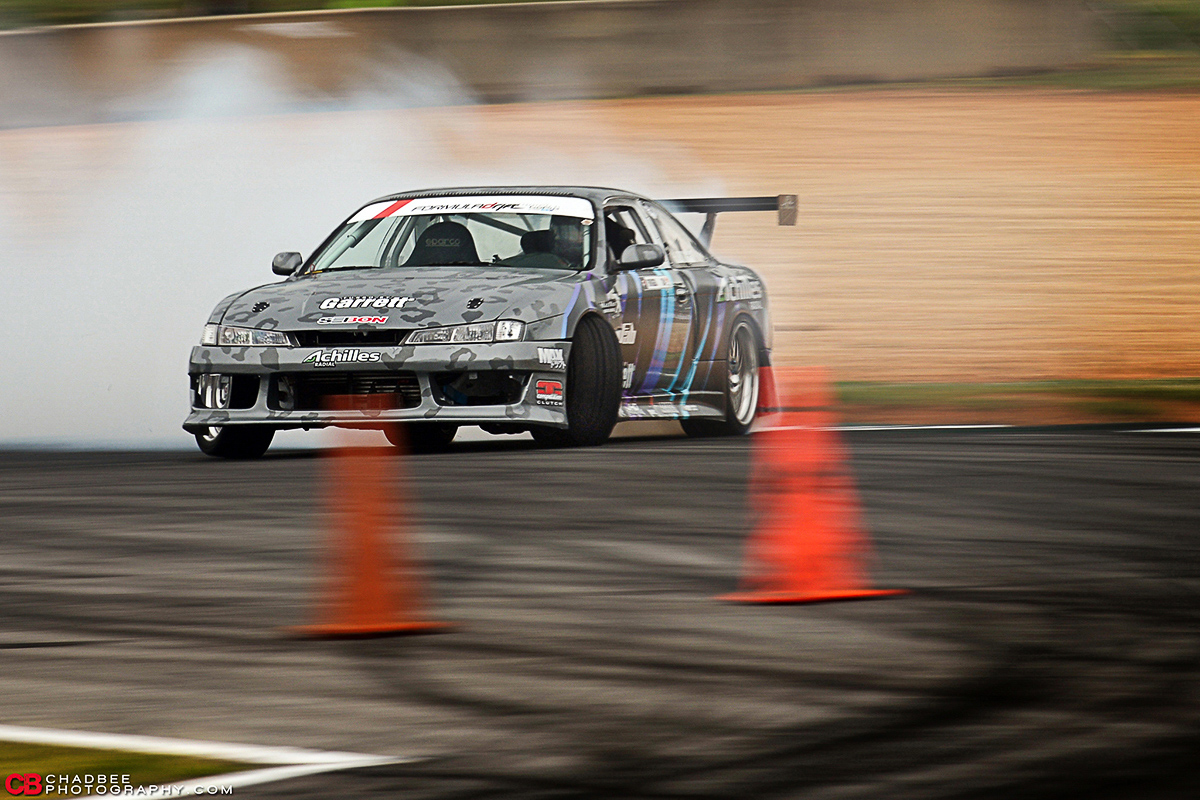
[182,341,572,433]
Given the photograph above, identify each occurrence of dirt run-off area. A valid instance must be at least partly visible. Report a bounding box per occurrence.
[423,90,1200,382]
[3,88,1199,423]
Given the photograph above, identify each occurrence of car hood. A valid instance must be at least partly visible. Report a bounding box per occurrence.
[219,267,583,330]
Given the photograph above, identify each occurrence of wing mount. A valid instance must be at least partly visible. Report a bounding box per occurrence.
[662,194,797,246]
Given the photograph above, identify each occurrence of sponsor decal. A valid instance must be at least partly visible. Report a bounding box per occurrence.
[640,274,672,292]
[302,349,383,367]
[319,296,413,310]
[616,323,637,345]
[600,287,622,316]
[538,347,567,370]
[536,379,564,405]
[716,275,763,303]
[350,196,595,222]
[622,362,635,390]
[317,316,388,325]
[619,401,703,419]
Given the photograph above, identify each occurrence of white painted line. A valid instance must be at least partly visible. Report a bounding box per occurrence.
[170,759,399,794]
[0,723,409,768]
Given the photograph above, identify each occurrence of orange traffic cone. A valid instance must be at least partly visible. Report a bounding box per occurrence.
[292,396,450,637]
[722,367,906,603]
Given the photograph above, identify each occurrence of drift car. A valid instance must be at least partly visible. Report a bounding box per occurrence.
[184,187,794,457]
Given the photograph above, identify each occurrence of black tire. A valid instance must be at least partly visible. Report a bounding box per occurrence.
[531,315,621,448]
[680,317,760,438]
[385,422,458,454]
[195,425,275,459]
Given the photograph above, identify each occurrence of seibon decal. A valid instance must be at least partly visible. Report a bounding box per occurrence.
[317,316,388,325]
[319,296,413,310]
[302,349,383,368]
[535,379,564,405]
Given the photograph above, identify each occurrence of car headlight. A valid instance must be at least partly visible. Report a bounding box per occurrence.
[406,320,525,345]
[201,324,293,347]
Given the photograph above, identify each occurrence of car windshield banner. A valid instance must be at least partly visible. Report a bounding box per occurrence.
[349,195,595,223]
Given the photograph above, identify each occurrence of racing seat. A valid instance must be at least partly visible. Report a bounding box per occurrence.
[605,218,636,263]
[520,229,556,254]
[404,221,480,266]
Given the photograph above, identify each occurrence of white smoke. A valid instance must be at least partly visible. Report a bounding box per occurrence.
[0,42,719,448]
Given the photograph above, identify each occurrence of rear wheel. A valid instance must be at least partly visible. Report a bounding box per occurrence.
[195,425,275,459]
[531,315,621,448]
[680,318,760,438]
[385,422,458,454]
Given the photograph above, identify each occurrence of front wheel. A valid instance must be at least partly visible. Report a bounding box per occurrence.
[531,315,621,448]
[680,318,760,438]
[385,422,458,454]
[195,425,275,459]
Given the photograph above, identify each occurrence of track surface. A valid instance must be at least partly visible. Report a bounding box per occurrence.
[1,429,1199,798]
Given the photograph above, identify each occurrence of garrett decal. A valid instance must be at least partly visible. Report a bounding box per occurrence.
[622,362,635,389]
[319,296,413,310]
[536,379,564,405]
[302,349,383,367]
[317,316,388,325]
[616,323,637,345]
[538,347,567,370]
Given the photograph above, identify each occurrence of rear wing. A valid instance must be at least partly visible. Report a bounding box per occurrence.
[662,194,797,246]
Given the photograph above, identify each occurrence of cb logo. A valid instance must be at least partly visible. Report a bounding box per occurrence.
[5,774,42,796]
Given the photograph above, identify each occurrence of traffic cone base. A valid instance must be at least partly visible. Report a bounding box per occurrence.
[289,621,452,639]
[719,588,908,604]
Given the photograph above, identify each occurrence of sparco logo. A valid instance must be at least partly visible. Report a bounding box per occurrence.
[319,296,413,310]
[302,349,383,367]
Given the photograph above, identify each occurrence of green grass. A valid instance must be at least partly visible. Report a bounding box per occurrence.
[0,742,255,789]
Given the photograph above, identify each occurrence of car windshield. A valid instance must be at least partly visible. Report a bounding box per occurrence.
[306,195,595,273]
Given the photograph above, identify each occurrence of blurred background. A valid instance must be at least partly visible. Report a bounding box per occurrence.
[1,3,1199,799]
[2,0,1199,447]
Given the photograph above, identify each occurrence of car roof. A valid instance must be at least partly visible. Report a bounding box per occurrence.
[364,186,656,207]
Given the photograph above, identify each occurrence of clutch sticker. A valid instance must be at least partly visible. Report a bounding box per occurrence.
[536,379,564,405]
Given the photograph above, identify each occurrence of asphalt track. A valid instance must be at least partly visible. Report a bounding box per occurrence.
[1,427,1198,799]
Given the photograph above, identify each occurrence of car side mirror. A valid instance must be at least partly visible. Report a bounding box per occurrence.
[272,252,302,275]
[614,243,665,271]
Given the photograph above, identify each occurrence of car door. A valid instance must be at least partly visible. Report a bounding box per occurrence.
[603,203,690,396]
[640,201,711,396]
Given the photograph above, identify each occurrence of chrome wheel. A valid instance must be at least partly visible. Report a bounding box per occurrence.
[727,321,760,427]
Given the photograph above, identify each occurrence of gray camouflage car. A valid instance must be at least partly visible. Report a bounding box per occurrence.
[183,187,792,457]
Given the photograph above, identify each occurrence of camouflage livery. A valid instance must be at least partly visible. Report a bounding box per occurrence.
[183,186,773,445]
